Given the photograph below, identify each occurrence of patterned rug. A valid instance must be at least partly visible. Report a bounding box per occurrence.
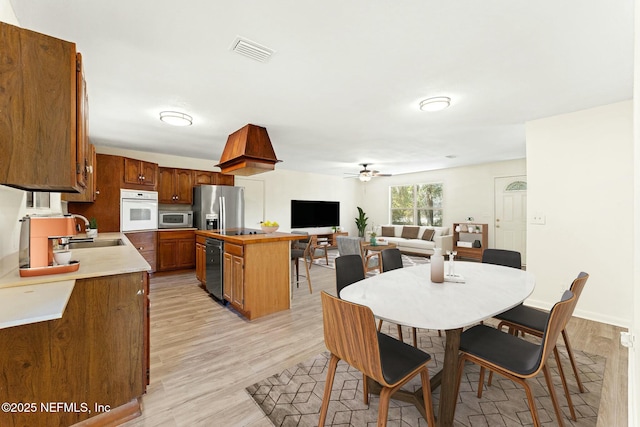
[311,249,429,271]
[247,326,604,426]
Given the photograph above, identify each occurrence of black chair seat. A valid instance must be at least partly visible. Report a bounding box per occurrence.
[460,324,542,376]
[495,304,549,331]
[378,332,432,385]
[291,248,304,258]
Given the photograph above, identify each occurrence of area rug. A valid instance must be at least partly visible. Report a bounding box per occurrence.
[311,249,429,271]
[246,326,604,426]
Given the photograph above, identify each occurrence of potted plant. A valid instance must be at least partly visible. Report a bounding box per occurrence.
[87,217,98,238]
[369,231,377,245]
[355,207,368,238]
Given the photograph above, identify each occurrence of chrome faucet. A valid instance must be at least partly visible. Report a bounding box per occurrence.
[69,213,90,232]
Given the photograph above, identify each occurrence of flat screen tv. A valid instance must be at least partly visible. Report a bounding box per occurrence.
[291,200,340,228]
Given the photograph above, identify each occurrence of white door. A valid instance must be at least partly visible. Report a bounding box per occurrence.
[494,176,527,264]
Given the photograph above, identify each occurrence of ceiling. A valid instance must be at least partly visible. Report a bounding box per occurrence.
[9,0,634,178]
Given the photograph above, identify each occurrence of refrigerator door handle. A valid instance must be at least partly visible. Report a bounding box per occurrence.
[220,196,226,230]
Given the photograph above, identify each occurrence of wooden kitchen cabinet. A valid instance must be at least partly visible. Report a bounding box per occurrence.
[157,229,196,271]
[195,235,207,284]
[194,170,235,186]
[125,231,157,272]
[0,22,89,192]
[124,157,158,189]
[159,167,194,204]
[223,243,244,309]
[63,143,97,202]
[0,272,148,426]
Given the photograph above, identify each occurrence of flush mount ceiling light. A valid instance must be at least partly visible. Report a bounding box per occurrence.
[159,111,193,126]
[419,96,451,112]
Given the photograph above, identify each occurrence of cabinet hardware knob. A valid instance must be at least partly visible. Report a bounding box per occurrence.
[95,190,100,195]
[137,289,143,295]
[138,247,143,250]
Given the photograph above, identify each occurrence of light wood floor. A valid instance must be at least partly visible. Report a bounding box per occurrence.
[122,264,628,427]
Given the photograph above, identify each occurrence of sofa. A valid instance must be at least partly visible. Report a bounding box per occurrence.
[372,225,453,257]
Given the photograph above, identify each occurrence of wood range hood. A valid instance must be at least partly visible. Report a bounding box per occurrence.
[215,124,281,176]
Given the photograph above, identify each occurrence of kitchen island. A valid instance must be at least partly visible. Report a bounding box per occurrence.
[0,233,150,427]
[195,230,303,320]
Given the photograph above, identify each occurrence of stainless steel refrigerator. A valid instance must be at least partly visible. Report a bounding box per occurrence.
[193,185,245,230]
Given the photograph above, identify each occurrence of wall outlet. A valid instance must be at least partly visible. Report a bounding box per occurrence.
[531,212,546,225]
[620,331,634,348]
[466,216,474,221]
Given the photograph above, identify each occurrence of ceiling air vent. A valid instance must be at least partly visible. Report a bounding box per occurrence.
[231,37,274,63]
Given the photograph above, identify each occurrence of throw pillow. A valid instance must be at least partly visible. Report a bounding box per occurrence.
[381,226,395,237]
[401,226,420,239]
[421,228,435,241]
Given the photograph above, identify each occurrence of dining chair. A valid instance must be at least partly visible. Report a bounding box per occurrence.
[454,290,577,427]
[318,291,436,427]
[377,248,414,346]
[481,248,522,269]
[492,272,590,396]
[308,235,330,266]
[336,236,380,274]
[335,254,365,296]
[290,231,312,293]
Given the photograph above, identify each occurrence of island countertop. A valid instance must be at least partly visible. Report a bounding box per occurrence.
[195,230,305,245]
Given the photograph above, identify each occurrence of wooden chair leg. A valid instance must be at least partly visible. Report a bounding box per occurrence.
[397,324,403,342]
[318,354,339,427]
[412,327,417,347]
[477,367,485,398]
[437,329,442,337]
[420,368,436,427]
[562,328,586,393]
[303,256,312,293]
[554,345,576,421]
[521,379,542,427]
[542,364,565,427]
[363,373,369,404]
[377,387,392,427]
[377,319,383,332]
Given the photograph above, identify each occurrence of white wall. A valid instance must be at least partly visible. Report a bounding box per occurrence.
[526,101,633,327]
[358,159,527,248]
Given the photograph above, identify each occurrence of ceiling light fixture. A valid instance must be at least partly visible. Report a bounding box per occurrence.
[159,111,193,126]
[419,96,451,112]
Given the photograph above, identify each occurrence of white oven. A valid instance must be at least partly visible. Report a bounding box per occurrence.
[120,189,158,232]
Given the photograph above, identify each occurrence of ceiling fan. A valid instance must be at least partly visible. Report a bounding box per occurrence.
[346,164,392,182]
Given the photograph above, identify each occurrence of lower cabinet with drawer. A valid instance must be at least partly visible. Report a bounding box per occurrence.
[222,243,244,311]
[125,231,157,272]
[157,229,196,272]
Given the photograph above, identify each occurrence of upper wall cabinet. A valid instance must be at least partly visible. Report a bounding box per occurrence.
[193,170,235,186]
[159,167,194,204]
[62,143,97,202]
[0,22,89,192]
[124,158,158,190]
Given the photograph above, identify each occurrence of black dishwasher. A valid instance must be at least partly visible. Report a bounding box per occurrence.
[205,238,224,301]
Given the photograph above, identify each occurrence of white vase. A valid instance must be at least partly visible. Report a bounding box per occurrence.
[86,229,98,238]
[430,248,444,283]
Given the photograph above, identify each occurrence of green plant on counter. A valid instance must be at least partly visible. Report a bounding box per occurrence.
[89,217,98,229]
[355,207,368,238]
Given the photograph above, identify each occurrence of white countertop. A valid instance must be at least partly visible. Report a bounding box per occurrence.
[0,232,151,329]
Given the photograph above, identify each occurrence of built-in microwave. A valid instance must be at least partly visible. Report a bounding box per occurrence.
[158,211,193,229]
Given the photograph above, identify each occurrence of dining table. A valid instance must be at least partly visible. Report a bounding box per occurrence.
[339,260,535,427]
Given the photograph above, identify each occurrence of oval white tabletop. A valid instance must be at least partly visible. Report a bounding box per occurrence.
[340,261,535,331]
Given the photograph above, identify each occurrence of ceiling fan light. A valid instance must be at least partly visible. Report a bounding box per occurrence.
[359,173,372,182]
[159,111,193,126]
[419,97,451,112]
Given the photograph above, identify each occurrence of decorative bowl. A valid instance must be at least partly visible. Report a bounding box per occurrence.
[261,225,279,233]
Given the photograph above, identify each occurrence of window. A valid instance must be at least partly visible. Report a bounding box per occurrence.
[390,183,443,226]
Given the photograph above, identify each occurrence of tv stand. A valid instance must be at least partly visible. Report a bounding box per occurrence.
[311,231,348,248]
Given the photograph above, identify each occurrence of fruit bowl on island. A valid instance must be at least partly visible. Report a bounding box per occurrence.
[260,221,279,233]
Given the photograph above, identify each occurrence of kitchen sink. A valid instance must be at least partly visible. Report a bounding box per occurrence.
[68,239,125,249]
